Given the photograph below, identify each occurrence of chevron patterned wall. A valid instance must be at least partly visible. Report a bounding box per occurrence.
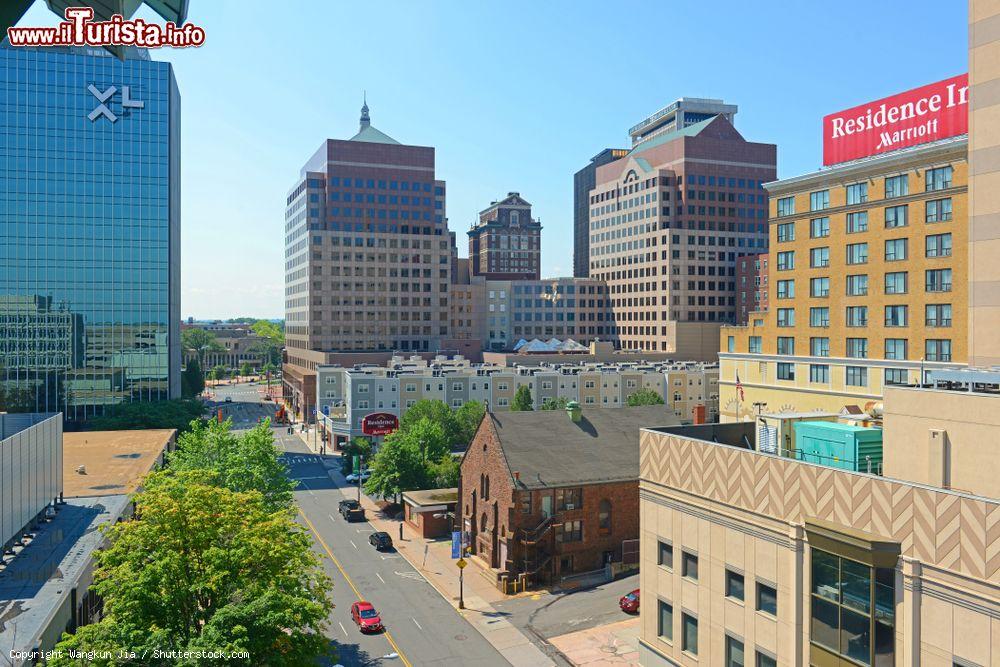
[639,430,1000,584]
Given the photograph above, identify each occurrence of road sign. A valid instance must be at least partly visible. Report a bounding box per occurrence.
[451,531,461,558]
[456,558,467,569]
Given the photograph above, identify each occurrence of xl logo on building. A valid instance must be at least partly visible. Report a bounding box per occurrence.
[87,84,144,123]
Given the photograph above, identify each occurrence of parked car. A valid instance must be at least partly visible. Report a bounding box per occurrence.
[369,531,393,551]
[345,469,371,483]
[619,589,640,614]
[350,601,383,633]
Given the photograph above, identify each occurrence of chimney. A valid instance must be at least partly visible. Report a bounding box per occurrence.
[565,400,582,423]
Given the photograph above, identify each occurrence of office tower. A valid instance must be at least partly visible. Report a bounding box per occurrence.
[627,97,737,148]
[283,100,449,415]
[467,192,542,280]
[574,149,628,277]
[589,111,776,352]
[0,45,181,420]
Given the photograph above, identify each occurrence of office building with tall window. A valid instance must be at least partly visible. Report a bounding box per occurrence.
[282,101,451,417]
[0,45,181,420]
[467,192,542,280]
[574,148,628,278]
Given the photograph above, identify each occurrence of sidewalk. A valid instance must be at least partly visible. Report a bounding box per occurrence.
[304,433,555,667]
[548,617,640,666]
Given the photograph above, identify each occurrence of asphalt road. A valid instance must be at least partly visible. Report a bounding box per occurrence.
[213,383,509,667]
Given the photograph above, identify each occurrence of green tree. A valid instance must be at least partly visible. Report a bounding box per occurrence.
[400,399,454,438]
[364,433,428,499]
[398,417,449,464]
[212,365,228,382]
[180,328,224,364]
[50,470,333,667]
[540,396,569,411]
[625,388,666,406]
[427,455,460,488]
[511,385,534,411]
[453,400,486,445]
[86,399,206,433]
[168,419,295,511]
[181,356,205,398]
[339,436,373,475]
[240,361,253,378]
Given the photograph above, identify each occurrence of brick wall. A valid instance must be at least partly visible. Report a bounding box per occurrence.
[459,416,516,571]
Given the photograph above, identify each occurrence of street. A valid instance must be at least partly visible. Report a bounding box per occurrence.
[212,382,508,667]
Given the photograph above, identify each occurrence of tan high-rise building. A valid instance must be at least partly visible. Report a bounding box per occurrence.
[969,0,1000,367]
[589,111,776,353]
[282,101,451,417]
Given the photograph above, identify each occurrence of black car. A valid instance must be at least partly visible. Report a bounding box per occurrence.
[338,499,365,522]
[369,531,393,551]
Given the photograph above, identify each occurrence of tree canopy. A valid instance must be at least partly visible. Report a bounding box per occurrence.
[625,388,666,406]
[181,356,205,398]
[50,470,332,666]
[180,328,224,362]
[511,385,534,411]
[540,396,569,411]
[400,399,484,448]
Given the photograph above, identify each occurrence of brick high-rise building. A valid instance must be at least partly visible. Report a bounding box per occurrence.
[736,252,769,325]
[467,192,542,280]
[588,112,776,352]
[283,100,451,417]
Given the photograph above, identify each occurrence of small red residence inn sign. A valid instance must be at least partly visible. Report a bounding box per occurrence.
[823,73,968,166]
[361,412,399,436]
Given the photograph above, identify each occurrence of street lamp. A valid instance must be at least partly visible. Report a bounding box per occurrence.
[434,510,464,609]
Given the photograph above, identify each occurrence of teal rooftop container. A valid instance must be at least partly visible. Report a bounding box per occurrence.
[791,421,883,474]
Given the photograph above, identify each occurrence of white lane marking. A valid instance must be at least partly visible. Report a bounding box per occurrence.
[394,570,424,581]
[376,572,385,584]
[338,621,348,638]
[349,540,357,549]
[412,618,423,631]
[329,514,338,523]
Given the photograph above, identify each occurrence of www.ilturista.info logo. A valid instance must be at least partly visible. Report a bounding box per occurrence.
[6,7,205,48]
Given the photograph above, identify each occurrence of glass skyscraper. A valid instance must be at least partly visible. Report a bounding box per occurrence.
[0,45,180,421]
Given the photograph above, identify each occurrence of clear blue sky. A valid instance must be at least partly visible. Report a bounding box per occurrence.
[19,0,969,319]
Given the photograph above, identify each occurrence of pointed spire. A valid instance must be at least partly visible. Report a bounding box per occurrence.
[360,91,370,130]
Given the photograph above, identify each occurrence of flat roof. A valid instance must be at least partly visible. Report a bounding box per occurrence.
[0,494,131,656]
[403,488,458,506]
[63,429,175,498]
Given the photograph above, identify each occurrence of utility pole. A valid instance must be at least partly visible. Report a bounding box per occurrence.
[357,455,363,502]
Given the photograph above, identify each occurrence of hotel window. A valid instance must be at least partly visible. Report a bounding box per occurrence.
[776,196,795,217]
[846,274,868,296]
[885,271,908,295]
[681,552,699,580]
[884,173,908,198]
[777,337,795,355]
[776,279,795,299]
[357,383,370,393]
[810,247,830,268]
[846,337,869,359]
[885,205,908,228]
[657,541,674,569]
[777,308,795,327]
[846,211,869,233]
[846,366,868,387]
[884,238,908,261]
[846,182,868,205]
[749,336,762,353]
[926,233,952,258]
[726,635,746,667]
[885,305,908,328]
[776,251,795,271]
[926,197,952,222]
[885,338,908,360]
[777,222,795,242]
[926,268,952,292]
[885,368,909,385]
[846,243,868,265]
[810,307,830,328]
[728,336,736,353]
[658,600,674,642]
[756,582,778,616]
[725,570,745,601]
[497,397,509,407]
[777,362,795,380]
[926,165,953,191]
[810,189,830,211]
[810,364,830,383]
[809,546,896,667]
[926,303,952,327]
[926,339,952,362]
[846,306,868,327]
[357,400,369,409]
[682,613,699,655]
[811,337,830,357]
[810,217,830,238]
[811,277,830,297]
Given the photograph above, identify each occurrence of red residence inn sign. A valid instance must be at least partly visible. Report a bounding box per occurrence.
[361,412,399,436]
[823,74,968,166]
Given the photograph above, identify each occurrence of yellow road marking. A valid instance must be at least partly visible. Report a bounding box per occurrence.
[299,509,413,667]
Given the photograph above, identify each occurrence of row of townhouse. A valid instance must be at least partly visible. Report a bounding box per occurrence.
[314,354,718,448]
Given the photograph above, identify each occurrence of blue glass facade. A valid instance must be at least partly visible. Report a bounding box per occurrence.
[0,46,180,420]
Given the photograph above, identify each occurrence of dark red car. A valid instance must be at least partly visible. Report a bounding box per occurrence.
[619,589,640,614]
[350,601,384,633]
